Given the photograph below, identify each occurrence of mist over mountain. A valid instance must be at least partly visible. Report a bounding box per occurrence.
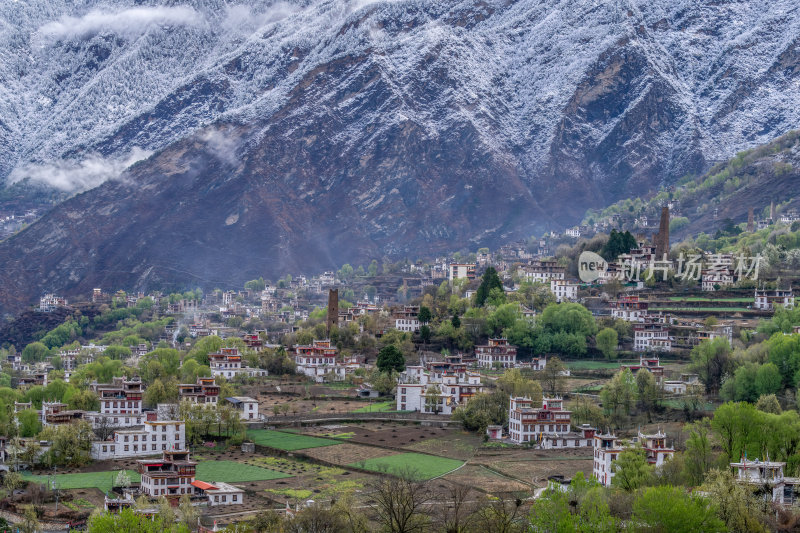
[1,0,800,311]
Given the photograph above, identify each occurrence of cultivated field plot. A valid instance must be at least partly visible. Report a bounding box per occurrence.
[404,431,483,461]
[196,460,289,482]
[302,442,399,465]
[486,456,593,488]
[259,469,373,505]
[350,452,463,480]
[24,470,141,493]
[345,424,455,447]
[244,456,344,477]
[443,464,529,493]
[351,401,395,413]
[248,429,341,451]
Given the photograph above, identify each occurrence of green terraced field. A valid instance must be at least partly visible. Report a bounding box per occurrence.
[351,401,395,413]
[196,460,289,482]
[350,452,464,480]
[247,429,341,450]
[24,460,288,493]
[23,470,141,494]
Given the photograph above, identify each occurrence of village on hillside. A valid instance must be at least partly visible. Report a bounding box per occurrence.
[0,204,799,531]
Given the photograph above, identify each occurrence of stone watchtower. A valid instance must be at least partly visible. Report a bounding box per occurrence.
[654,206,670,259]
[326,289,339,335]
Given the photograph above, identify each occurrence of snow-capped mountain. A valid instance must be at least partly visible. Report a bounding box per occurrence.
[0,0,799,309]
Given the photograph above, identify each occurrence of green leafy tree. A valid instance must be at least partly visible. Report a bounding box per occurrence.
[369,369,399,396]
[21,342,49,363]
[419,325,431,344]
[632,486,725,533]
[611,448,652,492]
[701,469,769,533]
[539,357,567,397]
[423,385,443,415]
[755,362,782,396]
[187,335,224,366]
[19,506,39,533]
[636,369,661,421]
[337,263,354,281]
[452,390,509,433]
[417,306,432,324]
[765,332,800,388]
[755,393,782,414]
[64,388,99,411]
[38,420,94,466]
[103,345,132,360]
[684,418,716,486]
[535,303,597,357]
[529,473,618,533]
[87,508,190,532]
[376,345,405,373]
[144,379,169,407]
[244,277,266,292]
[710,402,760,464]
[596,328,618,360]
[17,409,41,438]
[690,337,733,393]
[475,267,503,307]
[600,229,637,261]
[497,368,543,404]
[368,260,379,277]
[721,362,759,402]
[600,368,637,422]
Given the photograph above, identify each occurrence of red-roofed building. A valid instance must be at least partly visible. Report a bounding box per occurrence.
[138,449,196,500]
[611,295,649,323]
[475,338,518,369]
[178,377,220,406]
[508,396,575,445]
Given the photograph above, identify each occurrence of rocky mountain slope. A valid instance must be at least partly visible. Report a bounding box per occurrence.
[584,130,800,240]
[1,0,800,310]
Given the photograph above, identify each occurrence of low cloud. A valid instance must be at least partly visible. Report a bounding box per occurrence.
[222,3,300,34]
[38,6,204,42]
[8,148,153,192]
[201,129,241,167]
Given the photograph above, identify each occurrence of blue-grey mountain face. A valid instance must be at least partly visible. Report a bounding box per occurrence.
[1,0,799,310]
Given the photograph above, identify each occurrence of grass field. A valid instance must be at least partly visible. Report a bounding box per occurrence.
[351,401,395,413]
[350,452,464,480]
[23,470,141,494]
[248,429,341,451]
[23,460,288,493]
[196,460,289,482]
[575,384,604,393]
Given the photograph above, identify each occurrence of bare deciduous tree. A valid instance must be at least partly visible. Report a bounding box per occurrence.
[436,484,477,533]
[369,469,432,533]
[472,495,526,533]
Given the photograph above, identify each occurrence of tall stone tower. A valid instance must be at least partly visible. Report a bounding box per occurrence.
[326,288,339,336]
[770,201,775,221]
[747,207,755,232]
[654,206,670,259]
